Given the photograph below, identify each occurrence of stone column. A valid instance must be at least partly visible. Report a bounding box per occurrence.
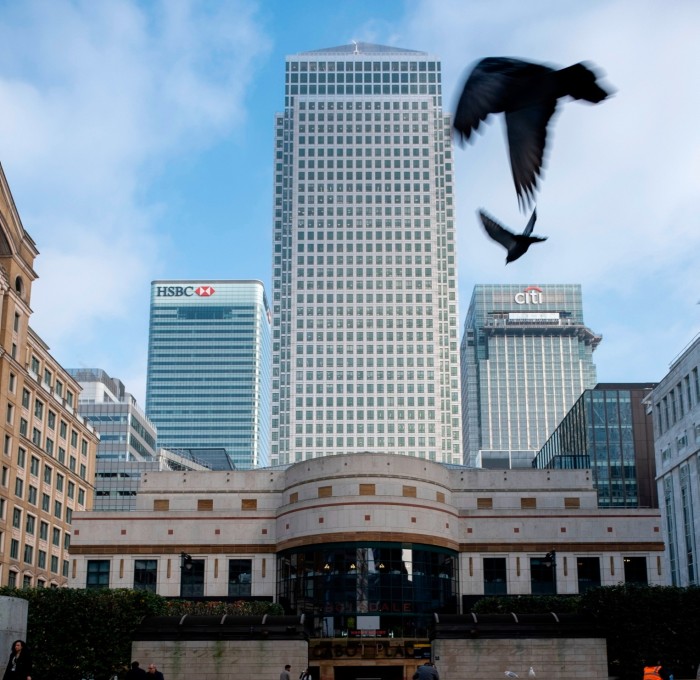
[0,596,29,660]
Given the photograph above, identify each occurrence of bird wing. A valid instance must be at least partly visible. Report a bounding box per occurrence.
[453,57,552,143]
[505,100,558,209]
[478,210,517,250]
[522,208,537,236]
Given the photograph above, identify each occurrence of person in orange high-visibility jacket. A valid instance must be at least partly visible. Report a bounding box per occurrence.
[644,663,665,680]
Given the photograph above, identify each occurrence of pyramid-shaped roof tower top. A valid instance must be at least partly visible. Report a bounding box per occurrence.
[296,42,427,57]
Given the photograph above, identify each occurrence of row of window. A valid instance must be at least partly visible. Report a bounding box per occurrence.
[656,366,700,434]
[8,538,68,574]
[86,558,252,597]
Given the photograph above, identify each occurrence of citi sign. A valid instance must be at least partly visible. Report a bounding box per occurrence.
[155,285,216,297]
[514,286,544,304]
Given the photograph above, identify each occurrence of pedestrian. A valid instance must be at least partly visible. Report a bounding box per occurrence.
[3,641,31,680]
[299,668,311,680]
[147,664,164,680]
[417,662,439,680]
[643,661,666,680]
[281,665,291,680]
[126,662,148,680]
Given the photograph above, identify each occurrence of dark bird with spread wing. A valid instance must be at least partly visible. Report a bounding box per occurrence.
[478,208,546,264]
[454,57,611,208]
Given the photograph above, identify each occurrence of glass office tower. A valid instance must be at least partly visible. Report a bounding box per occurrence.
[271,42,462,466]
[146,280,271,469]
[533,383,658,508]
[461,284,601,468]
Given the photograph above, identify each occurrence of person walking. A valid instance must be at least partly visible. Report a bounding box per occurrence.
[281,665,291,680]
[147,664,164,680]
[3,641,31,680]
[126,662,148,680]
[643,661,666,680]
[417,661,439,680]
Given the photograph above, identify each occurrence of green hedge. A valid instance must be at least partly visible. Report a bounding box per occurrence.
[473,585,700,680]
[0,588,282,680]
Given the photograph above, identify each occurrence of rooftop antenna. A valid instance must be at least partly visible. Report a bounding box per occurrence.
[352,40,359,54]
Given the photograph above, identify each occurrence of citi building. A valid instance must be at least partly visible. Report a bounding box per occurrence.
[146,280,271,469]
[460,284,601,468]
[271,43,462,466]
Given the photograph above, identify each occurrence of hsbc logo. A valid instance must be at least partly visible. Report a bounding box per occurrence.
[514,286,544,304]
[155,285,216,297]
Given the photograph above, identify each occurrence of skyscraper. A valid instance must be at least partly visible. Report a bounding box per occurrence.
[271,42,462,466]
[461,284,601,468]
[146,280,271,469]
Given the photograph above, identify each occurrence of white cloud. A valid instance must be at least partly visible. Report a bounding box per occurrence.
[393,0,700,382]
[0,0,271,401]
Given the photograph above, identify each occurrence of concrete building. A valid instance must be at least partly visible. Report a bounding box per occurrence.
[271,42,462,466]
[0,164,99,587]
[649,334,700,586]
[460,284,601,468]
[70,453,663,621]
[145,280,271,470]
[534,383,658,509]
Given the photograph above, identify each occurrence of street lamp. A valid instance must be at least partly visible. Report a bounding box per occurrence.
[180,552,194,572]
[542,551,557,594]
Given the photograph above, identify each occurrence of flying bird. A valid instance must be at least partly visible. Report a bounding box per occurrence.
[478,208,546,264]
[454,57,611,208]
[504,672,519,678]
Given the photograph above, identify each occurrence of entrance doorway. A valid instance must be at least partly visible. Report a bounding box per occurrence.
[334,667,404,680]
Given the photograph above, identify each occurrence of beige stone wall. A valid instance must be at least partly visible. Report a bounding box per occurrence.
[131,639,308,680]
[131,637,607,680]
[433,638,608,680]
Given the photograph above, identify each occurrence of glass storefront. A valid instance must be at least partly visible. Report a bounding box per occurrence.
[277,542,459,639]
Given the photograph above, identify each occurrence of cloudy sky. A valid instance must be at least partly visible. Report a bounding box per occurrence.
[0,0,698,404]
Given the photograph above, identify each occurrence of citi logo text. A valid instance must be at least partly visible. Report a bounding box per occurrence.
[514,286,544,304]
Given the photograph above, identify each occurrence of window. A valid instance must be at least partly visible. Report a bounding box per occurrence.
[134,559,158,592]
[38,550,46,569]
[56,474,64,491]
[52,527,61,547]
[12,507,22,528]
[14,478,23,498]
[530,556,556,594]
[153,499,169,511]
[34,399,44,420]
[197,499,213,511]
[17,447,26,468]
[25,514,36,535]
[30,456,39,476]
[30,357,39,377]
[10,539,19,559]
[78,488,85,506]
[359,484,375,495]
[624,556,648,585]
[241,499,258,510]
[180,558,205,597]
[576,557,601,592]
[28,486,37,505]
[22,389,30,408]
[42,494,50,512]
[50,555,58,573]
[54,500,62,519]
[228,559,252,597]
[23,544,33,564]
[67,481,75,499]
[86,559,110,589]
[39,521,48,541]
[483,557,507,595]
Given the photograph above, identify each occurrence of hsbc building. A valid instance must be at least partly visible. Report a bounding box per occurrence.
[146,280,272,469]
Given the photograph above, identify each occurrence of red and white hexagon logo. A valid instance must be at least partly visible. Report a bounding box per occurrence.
[195,286,215,297]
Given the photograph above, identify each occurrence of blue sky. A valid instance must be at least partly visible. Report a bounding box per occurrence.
[0,0,698,405]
